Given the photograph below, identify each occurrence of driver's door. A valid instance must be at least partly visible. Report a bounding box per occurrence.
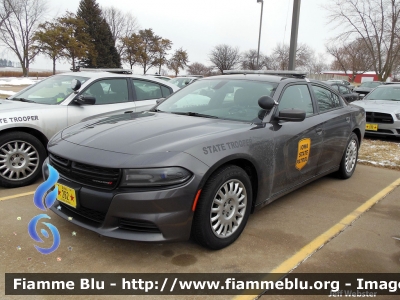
[271,84,325,196]
[67,78,135,125]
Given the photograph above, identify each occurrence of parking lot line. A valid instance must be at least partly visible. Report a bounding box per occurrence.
[234,177,400,300]
[0,191,35,201]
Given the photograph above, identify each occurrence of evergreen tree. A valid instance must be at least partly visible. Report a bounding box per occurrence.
[77,0,121,68]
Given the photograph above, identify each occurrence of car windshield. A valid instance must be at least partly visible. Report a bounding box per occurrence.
[156,79,278,122]
[169,77,194,88]
[364,86,400,101]
[9,75,89,105]
[360,82,381,88]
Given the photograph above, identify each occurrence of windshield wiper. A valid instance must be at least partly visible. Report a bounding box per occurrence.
[10,97,36,103]
[171,112,219,119]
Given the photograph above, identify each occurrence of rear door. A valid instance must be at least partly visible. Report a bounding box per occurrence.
[131,79,174,112]
[271,83,325,196]
[310,84,351,174]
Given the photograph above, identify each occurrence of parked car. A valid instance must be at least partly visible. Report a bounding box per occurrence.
[352,84,400,137]
[44,70,365,250]
[353,81,384,98]
[327,79,355,90]
[0,71,178,188]
[169,76,200,88]
[323,81,360,102]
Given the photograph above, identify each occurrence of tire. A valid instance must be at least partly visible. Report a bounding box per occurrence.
[192,165,252,250]
[337,132,359,179]
[0,132,46,188]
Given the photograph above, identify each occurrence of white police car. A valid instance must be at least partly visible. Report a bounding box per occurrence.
[0,70,178,188]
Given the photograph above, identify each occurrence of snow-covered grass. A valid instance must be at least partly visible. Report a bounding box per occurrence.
[0,77,41,85]
[358,138,400,170]
[0,90,15,96]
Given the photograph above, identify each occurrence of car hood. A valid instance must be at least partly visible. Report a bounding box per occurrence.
[353,87,373,93]
[0,99,42,111]
[351,100,400,113]
[60,112,251,155]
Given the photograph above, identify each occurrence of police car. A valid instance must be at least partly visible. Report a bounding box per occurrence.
[0,70,178,188]
[45,70,366,249]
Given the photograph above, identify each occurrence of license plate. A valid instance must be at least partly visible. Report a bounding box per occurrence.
[360,94,365,96]
[56,183,77,208]
[365,123,378,131]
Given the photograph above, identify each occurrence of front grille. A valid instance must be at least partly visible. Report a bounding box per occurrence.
[119,218,161,233]
[366,112,394,124]
[60,203,106,223]
[49,154,121,190]
[376,129,394,134]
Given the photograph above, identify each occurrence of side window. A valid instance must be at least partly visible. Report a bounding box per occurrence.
[278,85,314,117]
[161,85,172,97]
[331,84,340,92]
[81,79,129,105]
[311,85,342,112]
[132,79,163,100]
[338,85,350,94]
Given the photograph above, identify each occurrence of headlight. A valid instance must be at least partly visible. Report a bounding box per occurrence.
[120,167,192,187]
[396,113,400,120]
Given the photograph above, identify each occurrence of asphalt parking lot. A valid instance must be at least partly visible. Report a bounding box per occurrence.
[1,163,400,300]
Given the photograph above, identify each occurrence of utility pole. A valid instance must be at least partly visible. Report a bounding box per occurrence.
[256,0,264,69]
[288,0,301,70]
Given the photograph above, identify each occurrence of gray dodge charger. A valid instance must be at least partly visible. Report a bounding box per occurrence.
[44,71,366,249]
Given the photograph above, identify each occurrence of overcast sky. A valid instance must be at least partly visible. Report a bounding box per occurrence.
[2,0,336,74]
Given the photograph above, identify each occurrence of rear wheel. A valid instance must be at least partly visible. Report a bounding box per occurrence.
[0,132,46,188]
[192,165,252,250]
[337,132,359,179]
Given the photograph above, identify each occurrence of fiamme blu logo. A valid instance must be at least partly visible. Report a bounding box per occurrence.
[28,165,61,254]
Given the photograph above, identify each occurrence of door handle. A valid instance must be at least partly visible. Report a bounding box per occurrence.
[124,111,133,114]
[316,128,323,135]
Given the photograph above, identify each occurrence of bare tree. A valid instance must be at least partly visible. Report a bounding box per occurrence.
[209,44,241,73]
[187,62,213,76]
[102,6,139,56]
[270,43,313,70]
[241,49,269,70]
[327,39,374,81]
[0,0,11,27]
[307,52,329,74]
[0,0,48,76]
[325,0,400,81]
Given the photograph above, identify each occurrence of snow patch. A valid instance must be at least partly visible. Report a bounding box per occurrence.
[0,90,15,96]
[0,77,41,86]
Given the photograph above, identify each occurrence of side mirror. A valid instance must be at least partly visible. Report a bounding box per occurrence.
[258,96,275,110]
[75,95,96,105]
[71,79,82,91]
[277,108,306,122]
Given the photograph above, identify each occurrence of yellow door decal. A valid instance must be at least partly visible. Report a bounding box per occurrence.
[296,138,311,170]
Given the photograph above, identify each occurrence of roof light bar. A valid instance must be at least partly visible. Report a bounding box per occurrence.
[79,68,133,74]
[223,70,307,79]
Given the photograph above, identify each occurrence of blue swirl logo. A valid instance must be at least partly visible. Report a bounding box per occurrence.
[28,165,61,254]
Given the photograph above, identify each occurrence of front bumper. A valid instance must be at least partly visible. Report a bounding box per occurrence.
[44,157,200,242]
[364,121,400,137]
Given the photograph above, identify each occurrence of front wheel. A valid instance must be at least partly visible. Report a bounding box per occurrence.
[337,132,359,179]
[0,132,46,188]
[191,165,252,250]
